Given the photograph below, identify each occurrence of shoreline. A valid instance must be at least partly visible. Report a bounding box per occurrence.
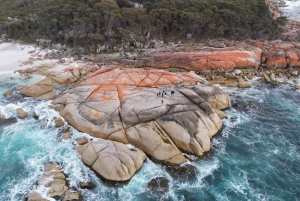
[0,40,299,200]
[0,1,299,200]
[1,39,299,97]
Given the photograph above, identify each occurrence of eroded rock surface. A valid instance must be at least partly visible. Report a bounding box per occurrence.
[52,67,231,169]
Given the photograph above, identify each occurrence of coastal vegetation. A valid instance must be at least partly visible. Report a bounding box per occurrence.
[0,0,282,51]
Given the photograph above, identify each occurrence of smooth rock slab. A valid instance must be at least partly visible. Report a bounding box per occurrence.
[27,192,50,201]
[18,78,54,98]
[77,139,146,182]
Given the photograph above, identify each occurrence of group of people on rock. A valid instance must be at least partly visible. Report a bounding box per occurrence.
[157,90,175,104]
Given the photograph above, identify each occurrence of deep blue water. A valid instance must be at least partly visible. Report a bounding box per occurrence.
[0,71,300,201]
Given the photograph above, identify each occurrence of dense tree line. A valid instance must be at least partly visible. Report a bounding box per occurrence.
[0,0,283,52]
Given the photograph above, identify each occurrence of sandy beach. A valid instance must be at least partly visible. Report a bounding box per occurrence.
[0,42,80,73]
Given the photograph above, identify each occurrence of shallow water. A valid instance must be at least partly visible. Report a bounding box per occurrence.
[0,73,300,201]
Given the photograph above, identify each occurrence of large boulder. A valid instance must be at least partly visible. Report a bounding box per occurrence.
[18,78,54,98]
[77,139,146,181]
[265,50,287,68]
[264,41,300,68]
[15,108,29,119]
[53,68,231,165]
[55,117,64,127]
[238,79,252,88]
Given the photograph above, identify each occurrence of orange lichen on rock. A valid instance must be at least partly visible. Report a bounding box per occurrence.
[82,67,204,89]
[88,85,118,101]
[86,108,101,119]
[141,48,262,71]
[262,42,300,68]
[52,67,232,167]
[285,49,299,66]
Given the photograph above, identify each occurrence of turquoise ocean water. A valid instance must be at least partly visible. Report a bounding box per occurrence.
[0,71,300,201]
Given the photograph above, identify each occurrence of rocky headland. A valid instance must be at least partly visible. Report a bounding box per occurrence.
[50,67,230,179]
[0,1,299,197]
[6,30,299,186]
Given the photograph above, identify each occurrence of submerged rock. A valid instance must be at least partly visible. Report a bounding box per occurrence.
[53,67,231,166]
[166,164,197,181]
[0,114,17,126]
[147,177,169,194]
[79,182,95,189]
[3,91,12,96]
[77,139,146,182]
[231,95,261,111]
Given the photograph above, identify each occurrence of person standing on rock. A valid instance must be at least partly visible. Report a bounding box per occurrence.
[171,91,175,96]
[161,100,164,104]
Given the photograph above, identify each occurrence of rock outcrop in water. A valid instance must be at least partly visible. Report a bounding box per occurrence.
[77,139,146,182]
[27,163,82,201]
[15,108,29,119]
[51,67,231,180]
[18,78,55,99]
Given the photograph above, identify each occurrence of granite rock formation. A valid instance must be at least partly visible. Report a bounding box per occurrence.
[51,67,231,179]
[27,163,82,201]
[135,47,262,70]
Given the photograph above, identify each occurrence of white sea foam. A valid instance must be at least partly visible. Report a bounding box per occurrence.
[0,103,19,118]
